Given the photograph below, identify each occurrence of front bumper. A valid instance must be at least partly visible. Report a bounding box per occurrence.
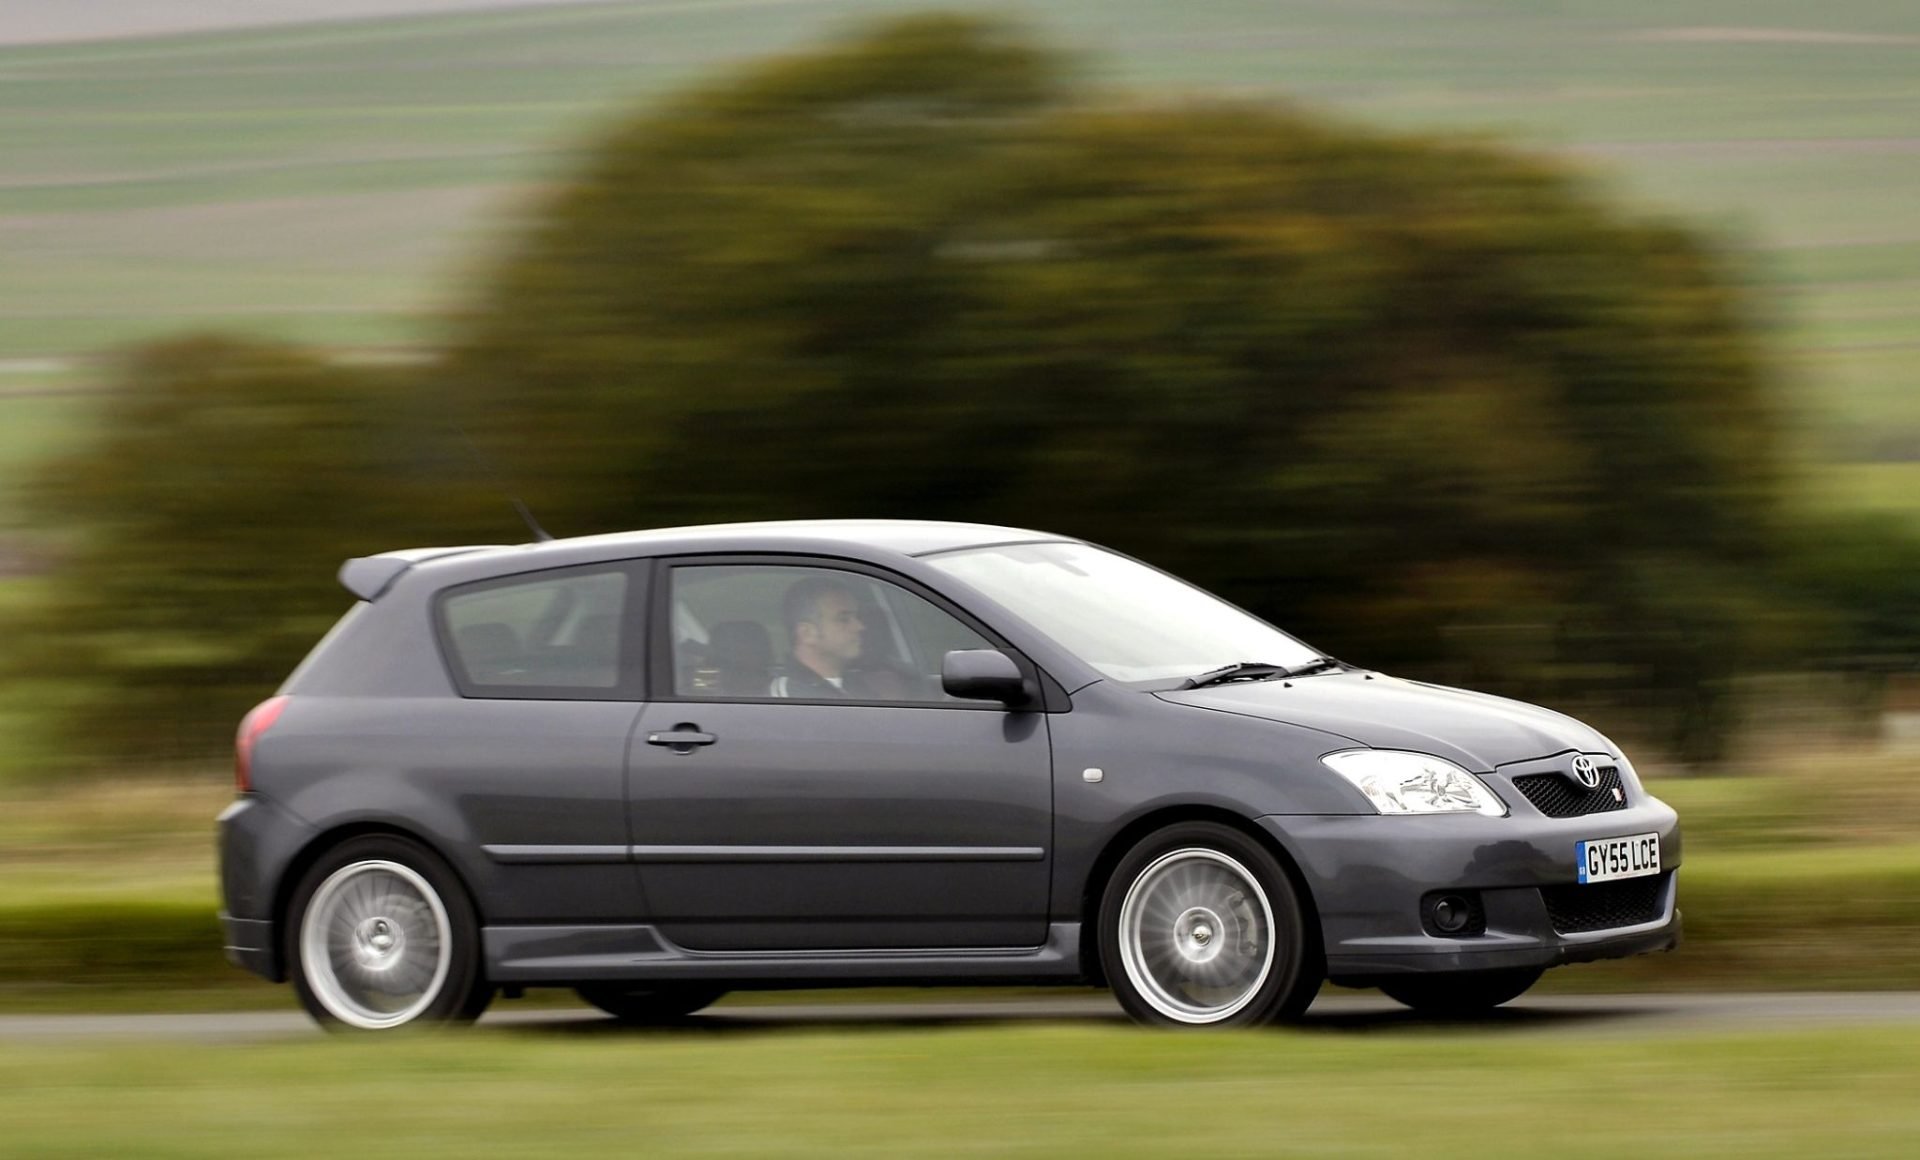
[1259,797,1682,984]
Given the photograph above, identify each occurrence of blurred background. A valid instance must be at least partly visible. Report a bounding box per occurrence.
[1,0,1917,1026]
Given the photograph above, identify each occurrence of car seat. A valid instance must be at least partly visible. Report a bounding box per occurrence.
[707,620,775,697]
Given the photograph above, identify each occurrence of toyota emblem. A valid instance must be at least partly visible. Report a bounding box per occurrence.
[1570,755,1601,789]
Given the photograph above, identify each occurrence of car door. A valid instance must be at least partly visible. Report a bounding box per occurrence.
[419,560,648,923]
[626,557,1054,952]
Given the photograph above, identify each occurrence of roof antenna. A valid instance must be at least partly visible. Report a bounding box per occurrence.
[455,424,554,543]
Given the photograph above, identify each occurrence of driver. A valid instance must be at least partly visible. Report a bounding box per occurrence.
[771,577,867,698]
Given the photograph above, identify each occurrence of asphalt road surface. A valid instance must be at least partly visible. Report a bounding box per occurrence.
[4,992,1919,1042]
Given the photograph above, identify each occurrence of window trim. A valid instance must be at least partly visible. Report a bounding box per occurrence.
[649,553,1068,712]
[431,559,650,701]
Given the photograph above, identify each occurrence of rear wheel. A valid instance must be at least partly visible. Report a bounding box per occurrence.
[575,984,728,1023]
[1098,822,1319,1027]
[1379,967,1542,1015]
[287,835,492,1031]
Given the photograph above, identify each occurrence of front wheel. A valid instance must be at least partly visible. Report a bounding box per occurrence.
[574,984,728,1023]
[287,835,492,1031]
[1379,967,1542,1015]
[1098,822,1319,1027]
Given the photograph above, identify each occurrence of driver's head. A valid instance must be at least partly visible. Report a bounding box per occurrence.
[784,577,865,669]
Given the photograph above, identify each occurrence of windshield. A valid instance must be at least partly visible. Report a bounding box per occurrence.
[926,542,1321,685]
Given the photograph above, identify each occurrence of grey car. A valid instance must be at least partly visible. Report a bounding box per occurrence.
[220,520,1680,1029]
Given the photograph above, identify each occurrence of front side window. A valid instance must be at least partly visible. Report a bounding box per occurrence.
[926,542,1319,686]
[442,568,629,692]
[669,564,992,703]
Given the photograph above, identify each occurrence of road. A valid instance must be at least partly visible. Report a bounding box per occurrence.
[4,992,1919,1042]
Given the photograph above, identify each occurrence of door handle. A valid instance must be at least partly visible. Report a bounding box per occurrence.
[646,725,716,752]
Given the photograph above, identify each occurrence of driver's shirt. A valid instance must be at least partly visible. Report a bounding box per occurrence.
[769,665,849,698]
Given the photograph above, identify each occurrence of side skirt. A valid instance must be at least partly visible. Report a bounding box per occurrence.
[484,921,1085,986]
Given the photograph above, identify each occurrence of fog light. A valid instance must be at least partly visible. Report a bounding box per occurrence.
[1420,890,1486,938]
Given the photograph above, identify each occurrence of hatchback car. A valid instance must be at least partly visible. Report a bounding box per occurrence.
[220,520,1679,1029]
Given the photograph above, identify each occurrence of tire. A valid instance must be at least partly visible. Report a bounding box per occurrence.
[286,834,493,1031]
[1379,967,1542,1015]
[574,984,729,1023]
[1098,822,1319,1027]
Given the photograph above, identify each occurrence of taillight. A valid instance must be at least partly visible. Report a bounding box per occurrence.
[235,695,289,793]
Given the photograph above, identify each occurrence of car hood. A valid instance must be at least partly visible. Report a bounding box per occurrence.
[1156,672,1612,772]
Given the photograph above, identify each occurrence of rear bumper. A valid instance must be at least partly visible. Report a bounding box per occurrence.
[1258,801,1683,984]
[220,914,280,982]
[217,794,312,984]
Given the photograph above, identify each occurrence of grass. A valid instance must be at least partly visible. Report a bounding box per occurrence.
[1645,747,1920,849]
[0,771,225,901]
[1815,463,1920,525]
[1,1023,1918,1156]
[0,0,1919,498]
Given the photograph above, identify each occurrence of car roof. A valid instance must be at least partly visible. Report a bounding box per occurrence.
[553,519,1064,558]
[341,520,1069,599]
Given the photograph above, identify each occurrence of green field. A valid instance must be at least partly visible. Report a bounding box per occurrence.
[2,1023,1918,1156]
[0,0,1917,504]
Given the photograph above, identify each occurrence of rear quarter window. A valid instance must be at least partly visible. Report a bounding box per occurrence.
[439,567,634,696]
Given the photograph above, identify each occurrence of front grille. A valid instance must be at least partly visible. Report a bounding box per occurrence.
[1540,873,1670,934]
[1513,766,1627,817]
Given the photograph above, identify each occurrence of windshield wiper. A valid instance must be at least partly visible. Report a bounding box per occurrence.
[1183,662,1290,689]
[1283,657,1344,678]
[1183,657,1347,689]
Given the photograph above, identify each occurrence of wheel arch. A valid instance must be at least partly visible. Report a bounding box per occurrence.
[1077,805,1323,986]
[265,820,479,983]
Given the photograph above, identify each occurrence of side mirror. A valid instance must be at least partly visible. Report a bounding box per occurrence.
[941,649,1034,707]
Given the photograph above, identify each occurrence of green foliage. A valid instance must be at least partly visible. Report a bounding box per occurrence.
[450,14,1793,759]
[0,898,225,990]
[6,337,493,763]
[1776,511,1920,670]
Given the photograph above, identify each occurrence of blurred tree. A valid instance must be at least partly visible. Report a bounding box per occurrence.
[447,14,1794,759]
[9,337,499,764]
[19,16,1835,765]
[1779,513,1920,673]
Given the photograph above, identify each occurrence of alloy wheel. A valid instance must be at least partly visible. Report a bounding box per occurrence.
[298,859,453,1029]
[1116,847,1277,1024]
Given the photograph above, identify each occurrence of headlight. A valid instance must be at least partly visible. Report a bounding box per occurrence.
[1321,750,1508,817]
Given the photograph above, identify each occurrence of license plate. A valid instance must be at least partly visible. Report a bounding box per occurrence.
[1576,832,1661,884]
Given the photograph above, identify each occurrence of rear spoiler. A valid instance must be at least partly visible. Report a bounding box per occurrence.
[339,546,505,601]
